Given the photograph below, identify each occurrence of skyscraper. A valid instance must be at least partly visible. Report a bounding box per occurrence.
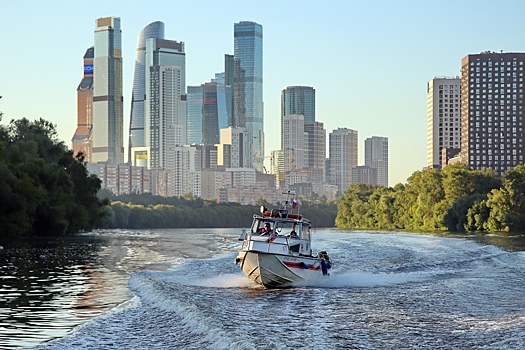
[187,85,204,144]
[72,46,94,162]
[202,83,229,145]
[365,136,389,187]
[329,128,358,194]
[427,77,461,168]
[281,86,316,150]
[283,114,307,172]
[129,21,165,161]
[145,37,186,171]
[92,17,123,164]
[461,51,525,175]
[234,21,263,171]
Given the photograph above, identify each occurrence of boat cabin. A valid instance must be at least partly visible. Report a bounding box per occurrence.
[239,209,313,257]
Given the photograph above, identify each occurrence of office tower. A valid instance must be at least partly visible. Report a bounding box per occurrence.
[203,83,229,145]
[283,114,307,172]
[329,128,358,194]
[145,36,186,171]
[233,21,264,171]
[92,17,124,164]
[365,136,389,187]
[461,51,525,175]
[225,54,234,87]
[427,77,461,168]
[72,46,94,161]
[129,21,165,161]
[281,86,315,150]
[187,85,204,144]
[304,121,325,169]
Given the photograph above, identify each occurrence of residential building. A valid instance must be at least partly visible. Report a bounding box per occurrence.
[233,21,264,171]
[72,46,94,161]
[144,37,186,171]
[461,51,525,175]
[304,121,326,170]
[352,166,377,186]
[217,127,250,168]
[329,128,358,194]
[427,77,461,168]
[365,136,389,187]
[92,17,124,164]
[283,114,307,172]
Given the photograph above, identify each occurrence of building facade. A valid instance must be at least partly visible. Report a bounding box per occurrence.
[92,17,124,164]
[427,77,461,169]
[281,86,315,150]
[144,37,186,171]
[365,136,389,187]
[72,46,94,161]
[233,21,264,171]
[128,21,165,161]
[461,52,525,175]
[282,114,307,172]
[329,128,358,194]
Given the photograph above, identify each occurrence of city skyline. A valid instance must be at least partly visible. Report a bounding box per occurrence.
[3,1,525,185]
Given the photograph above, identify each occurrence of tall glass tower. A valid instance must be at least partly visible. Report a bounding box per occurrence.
[128,21,165,162]
[92,17,123,164]
[234,21,263,171]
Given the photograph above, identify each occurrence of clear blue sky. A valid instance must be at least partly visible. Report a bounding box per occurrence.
[2,0,525,185]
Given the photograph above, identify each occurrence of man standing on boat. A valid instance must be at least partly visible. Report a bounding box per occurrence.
[258,222,273,235]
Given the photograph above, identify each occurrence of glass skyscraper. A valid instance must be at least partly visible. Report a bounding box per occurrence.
[128,21,165,161]
[234,21,263,171]
[92,17,123,164]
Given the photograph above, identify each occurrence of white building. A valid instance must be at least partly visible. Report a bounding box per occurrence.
[365,136,389,187]
[329,127,358,194]
[283,114,307,172]
[426,77,461,168]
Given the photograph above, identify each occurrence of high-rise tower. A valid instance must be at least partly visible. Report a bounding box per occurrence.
[365,136,389,187]
[427,77,461,168]
[329,128,358,194]
[128,21,165,162]
[72,46,94,162]
[92,17,124,164]
[144,37,186,171]
[233,21,263,171]
[461,52,525,175]
[281,86,315,150]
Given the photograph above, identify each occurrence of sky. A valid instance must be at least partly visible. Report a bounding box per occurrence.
[2,0,525,186]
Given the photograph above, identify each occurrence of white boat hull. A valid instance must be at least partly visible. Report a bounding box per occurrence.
[237,249,325,288]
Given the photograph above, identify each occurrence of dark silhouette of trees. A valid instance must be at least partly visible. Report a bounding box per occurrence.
[0,117,108,237]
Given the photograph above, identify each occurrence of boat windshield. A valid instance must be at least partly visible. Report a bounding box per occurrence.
[251,218,311,240]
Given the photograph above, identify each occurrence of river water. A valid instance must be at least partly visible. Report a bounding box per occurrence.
[2,229,525,349]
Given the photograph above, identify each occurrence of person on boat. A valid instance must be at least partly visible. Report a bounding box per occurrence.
[258,222,273,236]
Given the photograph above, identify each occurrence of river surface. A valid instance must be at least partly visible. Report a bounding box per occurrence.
[2,229,525,349]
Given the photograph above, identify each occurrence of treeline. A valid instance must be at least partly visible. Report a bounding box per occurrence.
[0,117,108,237]
[99,192,338,229]
[336,162,525,232]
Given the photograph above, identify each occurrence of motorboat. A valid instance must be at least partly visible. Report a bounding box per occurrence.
[235,192,332,288]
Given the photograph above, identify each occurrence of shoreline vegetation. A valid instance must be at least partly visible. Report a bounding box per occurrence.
[2,116,525,237]
[336,163,525,233]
